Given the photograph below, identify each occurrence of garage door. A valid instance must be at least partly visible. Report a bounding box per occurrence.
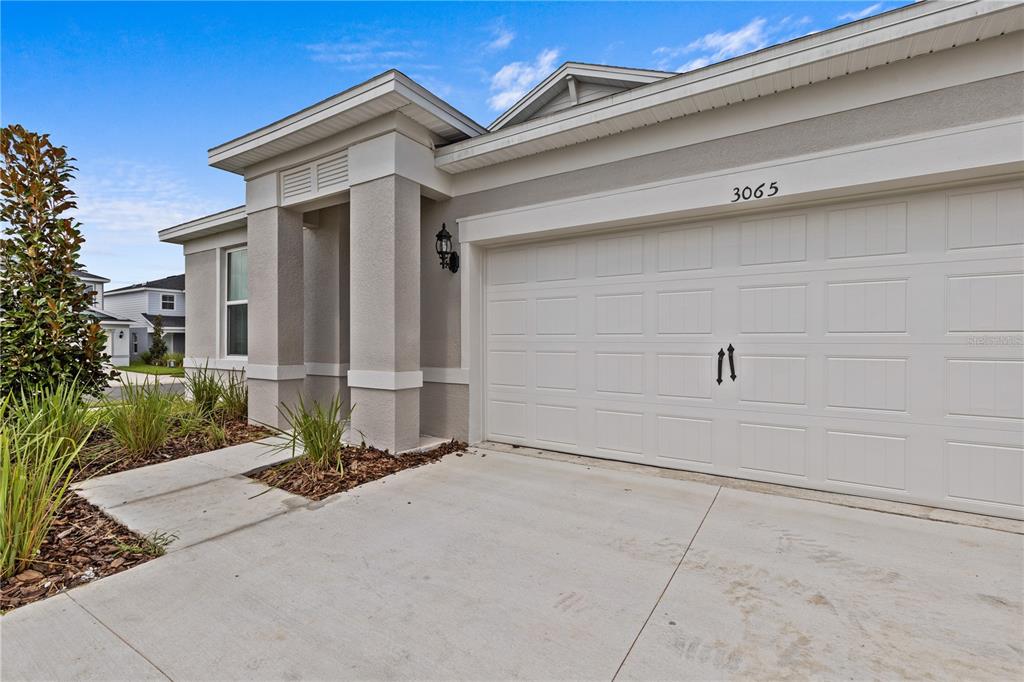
[484,181,1024,519]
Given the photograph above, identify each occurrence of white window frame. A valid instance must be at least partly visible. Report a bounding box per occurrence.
[161,293,175,310]
[224,246,248,358]
[131,332,138,354]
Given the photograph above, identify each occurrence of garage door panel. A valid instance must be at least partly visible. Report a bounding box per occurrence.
[484,181,1024,518]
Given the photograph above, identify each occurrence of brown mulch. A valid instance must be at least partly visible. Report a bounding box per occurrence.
[251,439,467,501]
[1,495,168,612]
[73,419,273,482]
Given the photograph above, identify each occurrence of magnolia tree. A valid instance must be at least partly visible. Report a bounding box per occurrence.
[0,124,115,397]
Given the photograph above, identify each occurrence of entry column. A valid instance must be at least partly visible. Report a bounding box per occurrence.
[348,175,421,453]
[246,205,305,428]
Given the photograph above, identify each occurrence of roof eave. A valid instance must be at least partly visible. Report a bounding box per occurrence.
[158,205,247,244]
[207,71,485,175]
[438,0,1017,172]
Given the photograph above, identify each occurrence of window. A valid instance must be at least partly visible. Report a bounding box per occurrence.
[161,294,175,310]
[131,332,138,353]
[226,247,248,356]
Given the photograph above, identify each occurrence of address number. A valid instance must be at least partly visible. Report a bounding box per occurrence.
[731,181,779,202]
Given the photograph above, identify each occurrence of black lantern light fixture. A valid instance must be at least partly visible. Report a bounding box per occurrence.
[435,222,459,273]
[118,330,125,339]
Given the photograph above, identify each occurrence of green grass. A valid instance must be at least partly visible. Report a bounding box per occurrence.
[116,364,184,377]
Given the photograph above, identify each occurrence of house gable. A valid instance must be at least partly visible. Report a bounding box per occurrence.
[489,63,671,131]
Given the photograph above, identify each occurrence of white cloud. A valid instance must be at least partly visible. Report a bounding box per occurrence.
[303,33,424,70]
[487,48,560,111]
[487,26,515,51]
[654,16,815,73]
[838,3,884,21]
[66,159,224,284]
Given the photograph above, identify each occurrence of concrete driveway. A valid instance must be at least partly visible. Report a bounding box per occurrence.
[3,446,1022,680]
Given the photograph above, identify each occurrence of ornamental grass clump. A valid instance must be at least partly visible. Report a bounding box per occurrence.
[0,392,90,579]
[184,365,223,419]
[276,394,352,474]
[103,379,176,456]
[219,370,248,422]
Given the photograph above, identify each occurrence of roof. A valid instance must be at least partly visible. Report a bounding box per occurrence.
[107,274,185,294]
[142,313,185,329]
[159,205,246,244]
[435,0,1021,172]
[87,308,133,323]
[489,62,672,131]
[73,269,110,283]
[208,70,487,174]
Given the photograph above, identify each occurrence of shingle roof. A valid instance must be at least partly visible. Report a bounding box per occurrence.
[73,269,110,283]
[107,273,185,293]
[142,313,185,328]
[87,307,133,323]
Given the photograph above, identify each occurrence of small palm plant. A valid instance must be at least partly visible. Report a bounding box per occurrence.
[275,394,352,473]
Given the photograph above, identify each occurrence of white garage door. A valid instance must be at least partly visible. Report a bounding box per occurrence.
[484,181,1024,519]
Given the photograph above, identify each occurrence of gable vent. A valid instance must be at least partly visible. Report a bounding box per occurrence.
[316,151,349,192]
[281,167,313,200]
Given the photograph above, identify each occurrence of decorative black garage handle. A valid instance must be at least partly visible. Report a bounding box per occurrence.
[728,344,737,382]
[717,348,725,385]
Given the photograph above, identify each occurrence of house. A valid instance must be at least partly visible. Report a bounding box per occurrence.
[159,1,1024,520]
[103,274,186,361]
[73,269,132,366]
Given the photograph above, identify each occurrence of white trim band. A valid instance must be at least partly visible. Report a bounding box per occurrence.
[422,367,469,385]
[347,370,423,390]
[305,362,351,378]
[184,357,247,372]
[247,363,306,381]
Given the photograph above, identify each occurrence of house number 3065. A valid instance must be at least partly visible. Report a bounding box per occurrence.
[731,181,779,202]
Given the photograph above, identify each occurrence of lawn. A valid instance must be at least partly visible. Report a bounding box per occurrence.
[116,363,184,377]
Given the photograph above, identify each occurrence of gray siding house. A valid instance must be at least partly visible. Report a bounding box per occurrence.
[103,274,187,361]
[160,2,1024,520]
[73,269,133,366]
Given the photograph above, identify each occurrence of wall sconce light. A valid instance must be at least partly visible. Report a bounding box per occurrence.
[435,223,459,273]
[118,330,125,339]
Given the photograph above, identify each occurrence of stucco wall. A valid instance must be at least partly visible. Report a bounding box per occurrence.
[420,72,1024,369]
[421,382,468,441]
[184,248,219,359]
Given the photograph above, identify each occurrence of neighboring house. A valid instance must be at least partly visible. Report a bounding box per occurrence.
[103,274,186,361]
[73,269,132,366]
[160,2,1024,520]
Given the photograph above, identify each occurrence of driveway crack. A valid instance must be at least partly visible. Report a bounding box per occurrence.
[611,485,722,681]
[66,592,174,680]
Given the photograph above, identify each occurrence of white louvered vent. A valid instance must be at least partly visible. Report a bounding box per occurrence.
[281,167,313,201]
[316,151,349,192]
[279,150,351,207]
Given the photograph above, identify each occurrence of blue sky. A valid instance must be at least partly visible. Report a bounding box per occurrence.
[2,1,904,286]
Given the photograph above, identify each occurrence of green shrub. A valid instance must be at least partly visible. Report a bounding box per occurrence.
[220,370,247,421]
[0,393,90,579]
[11,382,92,458]
[149,316,168,364]
[140,350,153,365]
[166,352,184,368]
[184,365,222,419]
[275,394,351,472]
[103,380,176,456]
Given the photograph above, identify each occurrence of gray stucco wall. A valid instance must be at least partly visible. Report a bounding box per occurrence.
[184,248,219,359]
[178,61,1022,441]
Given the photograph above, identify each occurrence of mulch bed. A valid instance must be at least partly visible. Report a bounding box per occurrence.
[74,419,273,482]
[1,495,166,612]
[1,419,272,612]
[250,439,466,500]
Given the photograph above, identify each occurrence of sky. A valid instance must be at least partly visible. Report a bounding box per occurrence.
[1,1,906,287]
